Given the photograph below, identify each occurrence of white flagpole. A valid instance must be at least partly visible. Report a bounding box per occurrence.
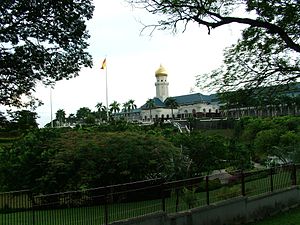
[105,60,109,122]
[50,87,53,128]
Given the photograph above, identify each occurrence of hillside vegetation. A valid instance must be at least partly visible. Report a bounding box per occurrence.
[0,116,299,194]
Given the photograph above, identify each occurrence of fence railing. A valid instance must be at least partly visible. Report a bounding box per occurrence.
[1,164,299,225]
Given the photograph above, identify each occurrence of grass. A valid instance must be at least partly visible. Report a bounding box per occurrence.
[247,206,300,225]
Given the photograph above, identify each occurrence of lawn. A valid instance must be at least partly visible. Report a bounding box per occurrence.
[247,206,300,225]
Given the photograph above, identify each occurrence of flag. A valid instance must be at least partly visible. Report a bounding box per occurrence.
[101,58,106,69]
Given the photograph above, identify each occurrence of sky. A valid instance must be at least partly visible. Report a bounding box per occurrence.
[33,0,244,127]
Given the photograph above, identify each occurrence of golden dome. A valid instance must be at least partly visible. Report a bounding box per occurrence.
[155,64,168,77]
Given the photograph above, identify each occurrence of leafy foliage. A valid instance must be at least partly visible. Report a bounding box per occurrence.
[0,0,94,106]
[129,0,300,91]
[0,127,183,193]
[238,116,300,164]
[171,132,228,175]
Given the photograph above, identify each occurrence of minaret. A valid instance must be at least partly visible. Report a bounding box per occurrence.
[155,64,169,102]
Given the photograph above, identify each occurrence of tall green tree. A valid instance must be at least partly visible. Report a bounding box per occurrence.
[66,113,77,126]
[0,0,94,107]
[127,99,137,112]
[76,107,92,123]
[129,0,300,91]
[110,101,120,115]
[55,109,66,127]
[146,98,155,121]
[122,101,130,115]
[8,110,38,130]
[164,97,178,119]
[95,102,107,122]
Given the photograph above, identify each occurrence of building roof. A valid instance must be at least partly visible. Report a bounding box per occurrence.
[172,93,219,105]
[140,93,218,110]
[140,97,165,109]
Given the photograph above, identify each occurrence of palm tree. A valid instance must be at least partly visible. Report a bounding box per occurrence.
[95,102,107,122]
[95,102,106,112]
[128,99,137,112]
[109,101,120,115]
[164,97,178,119]
[122,101,130,119]
[146,98,155,121]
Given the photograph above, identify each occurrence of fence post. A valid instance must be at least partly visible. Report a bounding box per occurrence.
[205,176,209,205]
[161,182,166,212]
[270,167,274,192]
[292,164,297,186]
[29,191,35,225]
[104,187,109,225]
[175,189,179,212]
[241,171,245,196]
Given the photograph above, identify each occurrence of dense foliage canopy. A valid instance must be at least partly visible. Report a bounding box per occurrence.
[0,127,183,193]
[129,0,300,92]
[0,0,94,107]
[0,116,300,194]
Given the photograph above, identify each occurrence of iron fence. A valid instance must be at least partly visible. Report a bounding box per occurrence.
[0,164,299,225]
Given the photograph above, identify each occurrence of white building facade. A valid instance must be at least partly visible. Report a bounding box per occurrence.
[140,65,220,122]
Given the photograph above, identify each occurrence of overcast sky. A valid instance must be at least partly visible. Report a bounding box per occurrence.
[32,0,244,127]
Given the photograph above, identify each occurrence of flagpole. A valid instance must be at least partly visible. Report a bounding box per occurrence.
[50,87,53,128]
[105,61,109,122]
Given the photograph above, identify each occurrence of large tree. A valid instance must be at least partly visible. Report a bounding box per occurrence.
[129,0,300,92]
[164,97,178,119]
[0,0,94,107]
[55,109,66,127]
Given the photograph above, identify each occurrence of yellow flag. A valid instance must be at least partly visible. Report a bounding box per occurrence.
[101,58,106,69]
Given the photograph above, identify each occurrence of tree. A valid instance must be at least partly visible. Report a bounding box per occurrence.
[129,0,300,92]
[55,109,66,127]
[0,111,8,129]
[76,107,92,123]
[164,97,178,119]
[95,102,107,122]
[173,132,227,175]
[66,113,77,126]
[0,0,94,107]
[146,98,155,121]
[8,110,38,130]
[0,128,184,192]
[109,101,120,115]
[127,99,137,112]
[123,99,137,120]
[122,101,130,118]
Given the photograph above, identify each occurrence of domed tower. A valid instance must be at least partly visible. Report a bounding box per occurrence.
[155,64,169,102]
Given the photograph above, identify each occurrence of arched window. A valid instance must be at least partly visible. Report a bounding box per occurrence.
[203,108,206,113]
[192,109,196,116]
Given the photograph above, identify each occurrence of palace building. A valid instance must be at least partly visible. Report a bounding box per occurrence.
[116,65,300,122]
[117,65,220,122]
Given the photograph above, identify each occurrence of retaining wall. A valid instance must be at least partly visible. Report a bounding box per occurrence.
[111,187,300,225]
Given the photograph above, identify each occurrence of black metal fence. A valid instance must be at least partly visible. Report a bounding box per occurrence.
[1,164,299,225]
